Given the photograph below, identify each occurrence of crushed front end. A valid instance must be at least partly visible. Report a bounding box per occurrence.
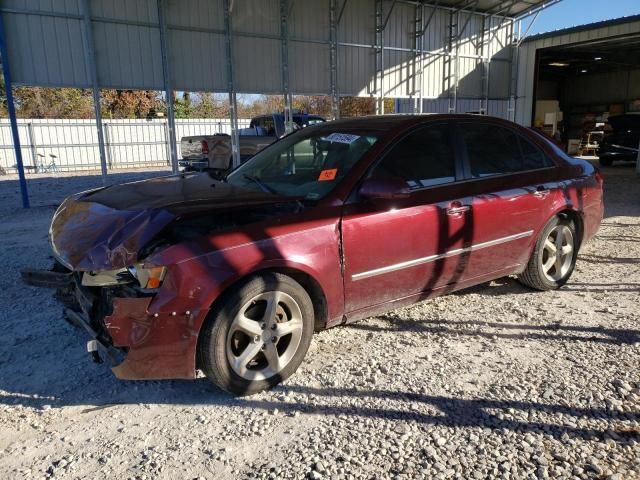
[22,262,207,380]
[22,173,302,381]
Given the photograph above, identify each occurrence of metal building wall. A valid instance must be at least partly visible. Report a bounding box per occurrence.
[515,16,640,126]
[2,0,515,101]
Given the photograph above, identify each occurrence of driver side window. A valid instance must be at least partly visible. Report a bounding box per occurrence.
[372,124,455,189]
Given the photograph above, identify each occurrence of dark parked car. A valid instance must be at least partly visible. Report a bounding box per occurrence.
[598,114,640,166]
[23,115,604,395]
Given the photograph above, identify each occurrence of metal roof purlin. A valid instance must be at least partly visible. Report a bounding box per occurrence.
[415,0,562,18]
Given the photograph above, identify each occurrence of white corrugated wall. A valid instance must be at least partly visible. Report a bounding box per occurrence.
[2,0,515,101]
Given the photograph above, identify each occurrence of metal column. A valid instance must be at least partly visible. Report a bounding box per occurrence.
[280,0,293,134]
[508,19,519,122]
[329,0,340,120]
[418,2,439,114]
[0,10,29,208]
[157,0,178,173]
[374,0,384,115]
[224,0,240,169]
[27,122,38,170]
[412,4,423,113]
[446,10,459,113]
[80,0,108,184]
[479,14,493,115]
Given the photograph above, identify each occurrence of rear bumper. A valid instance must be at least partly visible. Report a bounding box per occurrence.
[179,159,209,170]
[599,149,638,162]
[22,267,209,381]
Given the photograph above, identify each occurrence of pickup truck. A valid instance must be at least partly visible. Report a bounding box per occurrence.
[179,113,325,171]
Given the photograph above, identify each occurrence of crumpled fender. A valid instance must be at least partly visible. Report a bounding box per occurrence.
[104,296,209,380]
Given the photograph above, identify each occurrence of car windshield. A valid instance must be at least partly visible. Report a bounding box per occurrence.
[226,129,380,200]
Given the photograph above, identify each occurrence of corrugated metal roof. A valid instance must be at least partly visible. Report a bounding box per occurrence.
[418,0,555,18]
[523,14,640,42]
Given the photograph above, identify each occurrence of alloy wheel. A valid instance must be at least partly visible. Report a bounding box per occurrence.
[541,224,574,282]
[226,290,303,381]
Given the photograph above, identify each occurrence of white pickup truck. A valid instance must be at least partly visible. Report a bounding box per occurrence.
[180,113,325,171]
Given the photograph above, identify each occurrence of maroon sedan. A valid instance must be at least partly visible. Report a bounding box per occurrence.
[23,115,603,395]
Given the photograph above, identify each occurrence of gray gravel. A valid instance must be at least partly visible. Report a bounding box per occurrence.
[0,164,638,479]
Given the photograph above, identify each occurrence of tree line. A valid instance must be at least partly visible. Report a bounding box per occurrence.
[0,83,394,120]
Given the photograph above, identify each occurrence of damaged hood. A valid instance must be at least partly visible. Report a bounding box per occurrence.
[50,173,298,271]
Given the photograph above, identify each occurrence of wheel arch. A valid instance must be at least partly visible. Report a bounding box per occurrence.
[522,207,585,268]
[555,208,585,249]
[194,265,329,370]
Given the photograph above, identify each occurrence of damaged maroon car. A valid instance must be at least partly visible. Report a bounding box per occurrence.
[23,115,603,395]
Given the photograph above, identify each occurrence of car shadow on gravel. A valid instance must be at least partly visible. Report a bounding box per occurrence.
[455,276,640,295]
[278,385,640,442]
[348,314,640,346]
[2,375,638,444]
[445,275,640,297]
[578,254,640,265]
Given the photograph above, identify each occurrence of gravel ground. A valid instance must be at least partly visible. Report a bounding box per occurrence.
[0,165,638,480]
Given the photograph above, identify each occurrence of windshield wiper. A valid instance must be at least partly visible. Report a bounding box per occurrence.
[243,174,278,195]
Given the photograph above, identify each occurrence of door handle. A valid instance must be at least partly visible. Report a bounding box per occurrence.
[447,205,470,215]
[533,186,551,198]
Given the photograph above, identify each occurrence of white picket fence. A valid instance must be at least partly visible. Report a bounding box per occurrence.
[0,118,252,174]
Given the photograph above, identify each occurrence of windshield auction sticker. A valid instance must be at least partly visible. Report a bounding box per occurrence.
[318,169,338,181]
[324,133,360,144]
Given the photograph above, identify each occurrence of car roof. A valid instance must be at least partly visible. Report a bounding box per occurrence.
[313,113,508,132]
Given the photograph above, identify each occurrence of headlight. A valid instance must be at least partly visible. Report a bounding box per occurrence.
[128,264,167,289]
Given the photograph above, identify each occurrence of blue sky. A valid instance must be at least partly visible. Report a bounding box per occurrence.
[525,0,640,35]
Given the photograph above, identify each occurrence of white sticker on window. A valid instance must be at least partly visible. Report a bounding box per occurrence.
[324,133,361,144]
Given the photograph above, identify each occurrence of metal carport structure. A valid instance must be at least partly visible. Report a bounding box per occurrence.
[0,0,560,207]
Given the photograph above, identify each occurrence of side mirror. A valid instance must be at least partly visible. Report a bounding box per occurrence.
[359,177,410,200]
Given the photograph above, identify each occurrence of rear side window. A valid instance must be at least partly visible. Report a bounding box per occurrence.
[372,125,455,189]
[460,123,551,177]
[520,136,551,170]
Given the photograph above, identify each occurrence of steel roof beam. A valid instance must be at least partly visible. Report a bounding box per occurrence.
[380,0,399,32]
[421,0,440,35]
[456,1,480,40]
[513,0,562,19]
[337,0,349,25]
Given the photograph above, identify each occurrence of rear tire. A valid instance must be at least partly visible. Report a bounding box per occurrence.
[518,216,578,291]
[198,272,314,396]
[599,157,613,167]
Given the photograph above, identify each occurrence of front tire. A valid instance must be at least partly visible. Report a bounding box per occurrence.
[518,216,578,291]
[198,272,314,396]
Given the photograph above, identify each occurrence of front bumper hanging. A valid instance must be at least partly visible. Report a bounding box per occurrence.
[21,269,72,289]
[21,268,125,366]
[22,266,210,380]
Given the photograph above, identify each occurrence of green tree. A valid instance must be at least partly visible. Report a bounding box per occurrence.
[174,92,193,118]
[191,92,229,118]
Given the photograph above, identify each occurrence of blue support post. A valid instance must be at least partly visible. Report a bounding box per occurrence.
[0,12,29,208]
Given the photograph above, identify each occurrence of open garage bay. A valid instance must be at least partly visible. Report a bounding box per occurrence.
[0,165,638,479]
